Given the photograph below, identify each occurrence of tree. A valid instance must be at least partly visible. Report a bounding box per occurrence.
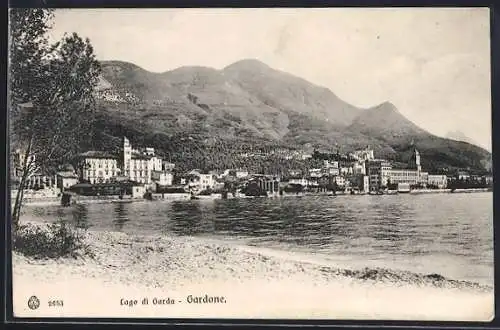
[9,9,101,229]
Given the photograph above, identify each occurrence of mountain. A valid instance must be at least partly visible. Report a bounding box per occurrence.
[90,59,491,173]
[223,59,363,126]
[445,130,480,146]
[348,101,427,140]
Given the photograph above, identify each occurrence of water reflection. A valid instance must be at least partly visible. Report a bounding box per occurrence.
[55,207,66,219]
[166,201,217,235]
[113,202,130,231]
[72,204,89,229]
[22,193,494,284]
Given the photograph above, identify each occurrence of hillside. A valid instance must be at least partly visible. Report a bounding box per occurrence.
[446,130,483,147]
[223,59,363,126]
[347,101,427,140]
[89,59,491,173]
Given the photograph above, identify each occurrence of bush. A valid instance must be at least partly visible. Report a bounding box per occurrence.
[12,220,90,259]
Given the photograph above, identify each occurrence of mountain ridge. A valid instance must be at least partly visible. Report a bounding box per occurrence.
[92,58,491,173]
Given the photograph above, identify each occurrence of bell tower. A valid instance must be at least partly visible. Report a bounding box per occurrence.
[415,148,421,173]
[123,137,131,178]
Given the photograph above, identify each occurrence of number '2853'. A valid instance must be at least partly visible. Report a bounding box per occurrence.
[48,300,64,307]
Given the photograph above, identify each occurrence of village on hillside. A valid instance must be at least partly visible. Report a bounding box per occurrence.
[10,135,493,206]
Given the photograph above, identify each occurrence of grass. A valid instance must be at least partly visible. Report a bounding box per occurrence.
[12,220,93,260]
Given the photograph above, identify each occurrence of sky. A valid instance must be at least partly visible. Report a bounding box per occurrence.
[49,8,492,151]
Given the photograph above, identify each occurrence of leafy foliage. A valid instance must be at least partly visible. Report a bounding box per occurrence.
[9,9,101,227]
[12,220,91,259]
[11,31,101,173]
[448,178,493,190]
[9,9,54,110]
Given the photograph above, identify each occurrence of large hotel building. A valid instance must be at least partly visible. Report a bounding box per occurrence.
[367,149,447,190]
[77,137,172,185]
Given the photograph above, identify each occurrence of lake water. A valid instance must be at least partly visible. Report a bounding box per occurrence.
[21,192,494,286]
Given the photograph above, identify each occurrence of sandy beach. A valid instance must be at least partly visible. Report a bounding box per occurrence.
[12,220,494,321]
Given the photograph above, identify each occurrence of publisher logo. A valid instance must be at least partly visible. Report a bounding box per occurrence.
[28,296,40,310]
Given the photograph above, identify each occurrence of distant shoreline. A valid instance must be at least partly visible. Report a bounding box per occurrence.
[15,188,492,206]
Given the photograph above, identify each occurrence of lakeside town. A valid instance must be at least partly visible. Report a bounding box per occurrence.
[10,136,493,206]
[9,8,494,322]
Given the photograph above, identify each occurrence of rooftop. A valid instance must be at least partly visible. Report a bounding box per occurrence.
[131,153,152,160]
[79,151,118,159]
[57,171,78,178]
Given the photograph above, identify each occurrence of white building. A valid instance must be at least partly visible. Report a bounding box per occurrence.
[78,137,173,186]
[187,170,216,191]
[353,162,366,175]
[289,178,308,186]
[309,168,323,178]
[132,185,146,198]
[199,174,216,190]
[322,161,339,176]
[56,171,78,191]
[457,171,471,180]
[367,159,393,190]
[151,171,174,186]
[162,161,176,171]
[385,169,420,185]
[149,156,162,172]
[363,175,370,193]
[78,151,120,184]
[419,172,429,185]
[326,167,340,176]
[144,147,155,156]
[323,160,339,169]
[334,176,346,187]
[236,170,249,179]
[222,169,249,179]
[367,149,426,190]
[128,155,152,184]
[122,137,170,184]
[123,137,152,184]
[353,148,375,161]
[340,167,353,175]
[428,174,448,188]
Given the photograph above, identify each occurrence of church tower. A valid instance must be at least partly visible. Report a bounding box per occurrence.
[123,136,131,178]
[415,148,421,173]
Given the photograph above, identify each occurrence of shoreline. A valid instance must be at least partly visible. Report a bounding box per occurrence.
[12,222,494,320]
[16,188,493,206]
